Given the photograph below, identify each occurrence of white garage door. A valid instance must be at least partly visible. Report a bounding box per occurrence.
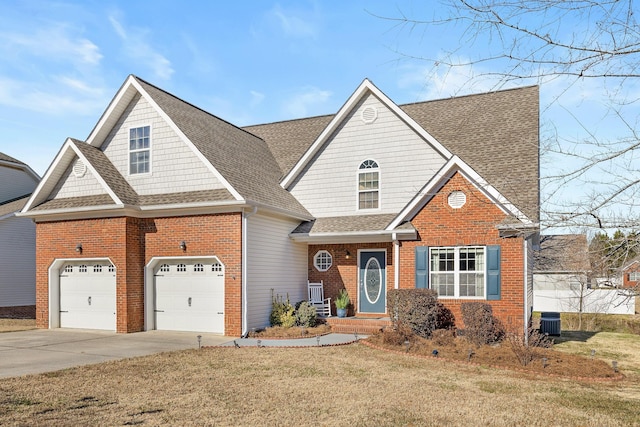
[154,260,225,333]
[59,262,116,330]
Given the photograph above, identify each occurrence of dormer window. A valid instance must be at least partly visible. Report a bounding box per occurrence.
[358,159,379,210]
[129,125,150,174]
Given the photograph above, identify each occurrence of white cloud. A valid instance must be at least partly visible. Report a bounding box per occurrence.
[268,4,319,39]
[397,60,503,102]
[0,76,106,116]
[0,24,102,66]
[249,90,265,108]
[282,86,332,117]
[108,12,174,81]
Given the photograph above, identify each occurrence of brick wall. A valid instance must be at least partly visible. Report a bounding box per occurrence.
[306,172,527,331]
[400,172,526,332]
[35,213,242,335]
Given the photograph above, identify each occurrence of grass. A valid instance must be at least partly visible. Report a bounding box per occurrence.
[1,342,639,425]
[0,318,35,333]
[532,312,640,334]
[554,331,640,377]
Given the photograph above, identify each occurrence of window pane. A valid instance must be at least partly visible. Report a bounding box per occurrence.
[359,191,378,209]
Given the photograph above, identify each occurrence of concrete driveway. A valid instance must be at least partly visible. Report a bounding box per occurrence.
[0,329,233,379]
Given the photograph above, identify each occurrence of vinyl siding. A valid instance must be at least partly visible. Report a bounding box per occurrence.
[0,166,38,202]
[289,93,448,217]
[0,215,35,306]
[101,94,225,195]
[49,158,108,199]
[245,212,308,330]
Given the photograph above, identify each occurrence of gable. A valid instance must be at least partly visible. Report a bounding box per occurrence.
[288,92,448,217]
[99,93,226,196]
[48,157,109,200]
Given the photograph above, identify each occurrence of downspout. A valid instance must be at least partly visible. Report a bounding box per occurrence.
[523,238,529,343]
[392,233,400,290]
[241,206,258,337]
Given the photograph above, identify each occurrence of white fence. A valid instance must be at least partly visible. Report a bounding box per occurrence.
[533,289,636,315]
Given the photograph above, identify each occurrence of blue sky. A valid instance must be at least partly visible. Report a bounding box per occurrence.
[0,1,636,231]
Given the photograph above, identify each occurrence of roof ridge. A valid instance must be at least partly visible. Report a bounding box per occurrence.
[399,85,538,108]
[133,75,262,141]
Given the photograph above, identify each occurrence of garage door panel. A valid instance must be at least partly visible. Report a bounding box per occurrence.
[153,260,224,333]
[59,263,116,331]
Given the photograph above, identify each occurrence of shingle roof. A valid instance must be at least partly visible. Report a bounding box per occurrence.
[534,234,590,273]
[291,214,415,235]
[31,194,116,211]
[69,139,139,205]
[0,152,25,166]
[0,195,30,217]
[245,86,540,223]
[135,77,311,218]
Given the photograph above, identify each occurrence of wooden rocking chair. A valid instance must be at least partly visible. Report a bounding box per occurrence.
[308,280,331,317]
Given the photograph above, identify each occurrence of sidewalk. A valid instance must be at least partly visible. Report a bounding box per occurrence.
[217,333,363,348]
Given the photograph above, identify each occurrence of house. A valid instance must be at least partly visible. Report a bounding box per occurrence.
[534,234,635,314]
[0,153,40,317]
[20,75,540,335]
[621,256,640,289]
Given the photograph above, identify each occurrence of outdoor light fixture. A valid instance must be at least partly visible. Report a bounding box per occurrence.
[345,250,351,259]
[75,243,82,254]
[197,335,202,349]
[542,357,548,368]
[179,241,187,251]
[432,349,439,357]
[316,335,321,346]
[612,360,618,372]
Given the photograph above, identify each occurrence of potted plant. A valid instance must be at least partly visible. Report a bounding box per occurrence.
[335,289,350,318]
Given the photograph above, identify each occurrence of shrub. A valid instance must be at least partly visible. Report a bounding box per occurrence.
[431,328,456,346]
[295,301,317,327]
[507,326,553,366]
[335,289,350,309]
[269,292,295,327]
[388,289,455,338]
[381,322,414,346]
[460,302,505,347]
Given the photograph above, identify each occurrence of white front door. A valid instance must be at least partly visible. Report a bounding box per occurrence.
[59,262,116,330]
[153,260,225,333]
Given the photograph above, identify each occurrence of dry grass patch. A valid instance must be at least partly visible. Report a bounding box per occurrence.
[0,319,35,333]
[554,331,640,378]
[1,344,639,426]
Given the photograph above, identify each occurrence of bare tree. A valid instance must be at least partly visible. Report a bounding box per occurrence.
[378,1,640,231]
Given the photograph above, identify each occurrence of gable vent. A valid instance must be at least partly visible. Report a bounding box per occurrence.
[73,160,87,178]
[448,191,466,209]
[361,106,378,124]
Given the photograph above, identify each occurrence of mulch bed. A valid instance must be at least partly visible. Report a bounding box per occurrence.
[365,331,622,381]
[247,324,331,339]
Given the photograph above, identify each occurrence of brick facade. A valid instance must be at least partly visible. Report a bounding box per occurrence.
[308,172,528,332]
[35,213,243,335]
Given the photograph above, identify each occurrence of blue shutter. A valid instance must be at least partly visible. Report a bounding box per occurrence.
[486,245,501,300]
[415,246,429,289]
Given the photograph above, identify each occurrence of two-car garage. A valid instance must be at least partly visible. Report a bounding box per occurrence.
[53,257,225,334]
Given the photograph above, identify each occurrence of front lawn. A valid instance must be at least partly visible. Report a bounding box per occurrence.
[1,342,638,425]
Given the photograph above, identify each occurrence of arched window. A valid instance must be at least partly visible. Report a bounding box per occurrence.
[358,160,379,210]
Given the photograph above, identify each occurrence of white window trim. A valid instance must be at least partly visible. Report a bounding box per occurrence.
[630,271,640,281]
[430,246,486,299]
[128,124,152,176]
[357,159,381,211]
[313,250,333,272]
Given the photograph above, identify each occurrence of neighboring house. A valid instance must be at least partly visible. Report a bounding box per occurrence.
[20,75,540,335]
[0,153,40,317]
[534,234,635,314]
[621,256,640,289]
